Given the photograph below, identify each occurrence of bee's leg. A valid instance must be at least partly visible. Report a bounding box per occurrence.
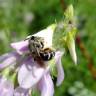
[28,44,32,52]
[35,46,40,57]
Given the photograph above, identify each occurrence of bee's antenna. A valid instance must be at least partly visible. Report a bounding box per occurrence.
[24,38,29,41]
[24,35,32,41]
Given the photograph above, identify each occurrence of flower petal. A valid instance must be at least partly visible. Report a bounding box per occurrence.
[0,76,14,96]
[38,73,54,96]
[55,51,64,86]
[10,40,29,55]
[33,24,56,48]
[0,52,20,70]
[18,58,45,89]
[14,87,29,96]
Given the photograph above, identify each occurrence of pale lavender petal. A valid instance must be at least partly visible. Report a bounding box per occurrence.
[0,53,10,61]
[38,73,54,96]
[10,40,29,55]
[0,76,6,86]
[0,76,14,96]
[55,51,64,86]
[14,87,29,96]
[0,52,20,70]
[18,58,45,89]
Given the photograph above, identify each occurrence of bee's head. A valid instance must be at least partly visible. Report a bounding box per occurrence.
[30,36,35,40]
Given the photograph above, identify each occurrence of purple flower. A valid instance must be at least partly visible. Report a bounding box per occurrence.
[0,36,64,96]
[38,72,54,96]
[55,51,64,86]
[14,87,29,96]
[0,25,71,96]
[10,40,64,96]
[0,51,20,69]
[0,76,14,96]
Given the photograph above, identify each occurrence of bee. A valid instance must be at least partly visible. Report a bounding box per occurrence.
[39,48,55,61]
[25,35,55,66]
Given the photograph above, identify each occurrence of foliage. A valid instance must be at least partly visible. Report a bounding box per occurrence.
[0,0,96,96]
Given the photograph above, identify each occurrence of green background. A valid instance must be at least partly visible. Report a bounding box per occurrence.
[0,0,96,96]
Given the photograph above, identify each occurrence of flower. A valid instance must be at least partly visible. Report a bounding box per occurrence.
[10,38,64,96]
[38,72,54,96]
[0,4,77,96]
[0,75,14,96]
[0,26,65,96]
[0,51,21,69]
[14,87,29,96]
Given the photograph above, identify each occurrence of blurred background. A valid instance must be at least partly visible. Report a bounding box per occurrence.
[0,0,96,96]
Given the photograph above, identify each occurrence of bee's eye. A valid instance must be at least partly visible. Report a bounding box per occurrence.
[31,36,35,40]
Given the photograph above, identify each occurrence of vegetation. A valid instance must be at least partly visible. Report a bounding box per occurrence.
[0,0,96,96]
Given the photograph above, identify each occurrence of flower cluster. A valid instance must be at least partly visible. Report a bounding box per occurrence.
[0,4,77,96]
